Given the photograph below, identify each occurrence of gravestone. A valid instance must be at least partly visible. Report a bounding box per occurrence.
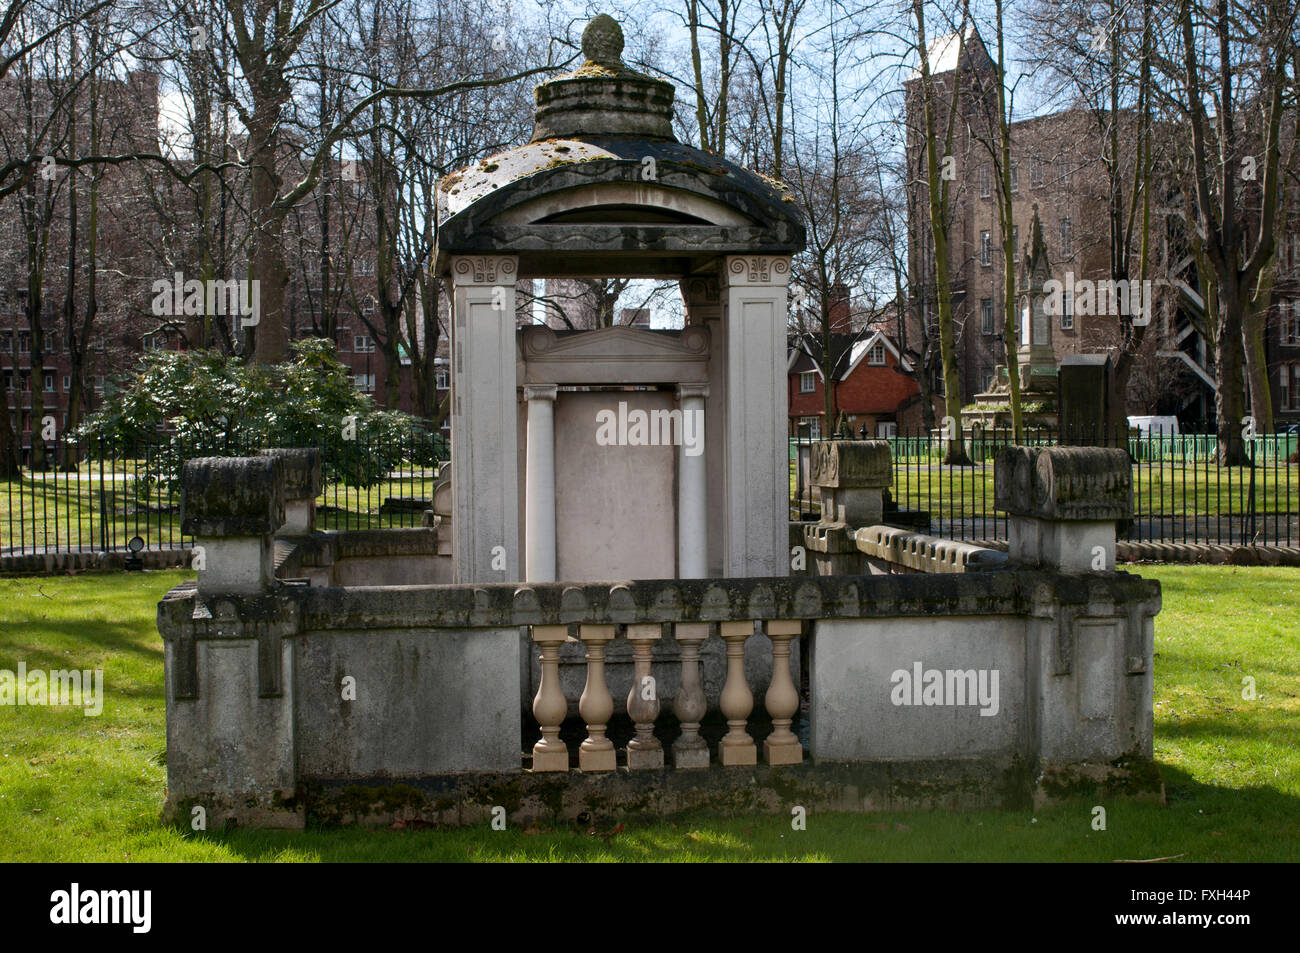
[1058,353,1116,446]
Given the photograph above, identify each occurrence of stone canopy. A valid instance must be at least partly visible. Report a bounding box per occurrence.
[435,16,806,278]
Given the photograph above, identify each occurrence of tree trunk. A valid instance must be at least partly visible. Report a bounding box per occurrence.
[1214,296,1250,466]
[1245,265,1275,434]
[249,112,288,363]
[914,0,973,466]
[0,384,18,477]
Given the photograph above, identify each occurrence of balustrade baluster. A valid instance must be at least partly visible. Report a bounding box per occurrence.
[530,625,570,772]
[625,623,664,770]
[763,620,803,765]
[578,624,616,772]
[719,621,757,765]
[671,623,710,769]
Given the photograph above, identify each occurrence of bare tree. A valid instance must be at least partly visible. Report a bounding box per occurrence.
[1170,0,1297,463]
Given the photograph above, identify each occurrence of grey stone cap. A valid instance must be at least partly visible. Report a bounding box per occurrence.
[532,15,675,140]
[180,456,286,537]
[259,448,322,501]
[157,583,300,643]
[810,440,892,489]
[532,75,675,140]
[994,445,1132,521]
[856,525,1009,573]
[159,570,1159,638]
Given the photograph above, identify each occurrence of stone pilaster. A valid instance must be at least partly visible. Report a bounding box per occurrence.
[450,254,520,583]
[523,383,558,583]
[721,255,790,577]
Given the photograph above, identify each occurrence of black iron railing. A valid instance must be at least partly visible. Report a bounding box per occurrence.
[1,425,449,557]
[789,421,1299,547]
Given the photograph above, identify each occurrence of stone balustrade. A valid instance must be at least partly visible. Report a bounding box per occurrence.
[524,616,802,772]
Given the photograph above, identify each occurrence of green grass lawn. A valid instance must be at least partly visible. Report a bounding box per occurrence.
[0,565,1297,862]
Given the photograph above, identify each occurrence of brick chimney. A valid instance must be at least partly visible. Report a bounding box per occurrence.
[829,282,851,332]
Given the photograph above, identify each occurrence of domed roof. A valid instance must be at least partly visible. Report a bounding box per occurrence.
[436,15,805,278]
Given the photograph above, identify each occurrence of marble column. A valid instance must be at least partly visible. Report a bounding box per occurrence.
[449,255,520,583]
[676,382,709,578]
[524,384,558,583]
[721,255,791,577]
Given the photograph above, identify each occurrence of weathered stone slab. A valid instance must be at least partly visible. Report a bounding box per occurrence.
[294,626,520,776]
[181,456,285,537]
[259,448,322,502]
[994,445,1131,521]
[810,616,1025,762]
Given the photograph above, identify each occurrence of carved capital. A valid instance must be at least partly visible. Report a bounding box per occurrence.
[523,383,558,402]
[676,382,710,401]
[450,255,518,286]
[724,255,791,287]
[682,276,720,304]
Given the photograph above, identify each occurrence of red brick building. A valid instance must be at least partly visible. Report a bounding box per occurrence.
[788,330,922,437]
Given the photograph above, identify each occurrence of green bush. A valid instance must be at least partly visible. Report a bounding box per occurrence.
[75,339,446,487]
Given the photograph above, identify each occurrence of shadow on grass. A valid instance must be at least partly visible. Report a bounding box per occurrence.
[184,762,1300,864]
[1154,763,1300,835]
[0,620,163,665]
[1160,716,1300,747]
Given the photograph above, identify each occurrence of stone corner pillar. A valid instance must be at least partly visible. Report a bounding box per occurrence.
[721,255,791,577]
[259,448,322,535]
[168,455,300,829]
[449,254,521,583]
[994,445,1131,572]
[803,439,891,576]
[181,455,285,595]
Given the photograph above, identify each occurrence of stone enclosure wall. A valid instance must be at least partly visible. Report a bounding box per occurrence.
[156,443,1161,829]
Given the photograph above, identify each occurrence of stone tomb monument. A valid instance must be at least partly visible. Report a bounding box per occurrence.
[436,14,805,586]
[963,206,1059,432]
[156,16,1162,829]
